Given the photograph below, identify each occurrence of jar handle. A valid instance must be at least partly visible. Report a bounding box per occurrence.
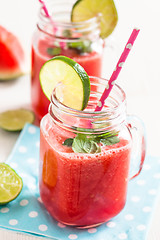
[127,115,146,180]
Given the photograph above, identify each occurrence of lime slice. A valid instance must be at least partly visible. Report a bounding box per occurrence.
[0,163,23,205]
[71,0,118,39]
[39,56,90,110]
[0,109,35,131]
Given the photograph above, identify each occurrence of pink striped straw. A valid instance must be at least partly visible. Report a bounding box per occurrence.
[95,28,140,112]
[39,0,65,48]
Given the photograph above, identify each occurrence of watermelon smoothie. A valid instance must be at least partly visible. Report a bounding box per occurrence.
[31,38,103,120]
[31,2,105,120]
[39,115,131,227]
[38,76,142,227]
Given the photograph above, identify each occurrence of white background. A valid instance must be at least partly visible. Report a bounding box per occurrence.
[0,0,160,239]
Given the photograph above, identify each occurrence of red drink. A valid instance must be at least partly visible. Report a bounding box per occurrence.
[39,77,146,227]
[31,3,104,120]
[39,117,131,227]
[31,39,103,119]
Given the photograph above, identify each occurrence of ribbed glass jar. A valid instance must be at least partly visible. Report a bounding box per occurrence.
[39,76,146,228]
[31,0,104,119]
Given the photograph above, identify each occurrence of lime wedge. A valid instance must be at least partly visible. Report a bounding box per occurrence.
[39,56,90,110]
[71,0,118,39]
[0,109,35,131]
[0,163,23,205]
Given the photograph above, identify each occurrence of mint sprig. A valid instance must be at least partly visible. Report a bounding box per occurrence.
[68,40,92,54]
[63,138,73,146]
[47,47,61,56]
[47,30,92,56]
[63,131,120,154]
[100,136,120,145]
[72,134,101,153]
[63,29,92,54]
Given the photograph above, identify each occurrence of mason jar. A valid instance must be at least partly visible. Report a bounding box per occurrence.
[39,76,146,228]
[31,0,104,120]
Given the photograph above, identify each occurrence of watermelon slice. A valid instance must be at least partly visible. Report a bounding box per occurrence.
[0,25,25,80]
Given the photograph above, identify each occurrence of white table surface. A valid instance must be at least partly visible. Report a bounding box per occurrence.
[0,0,160,239]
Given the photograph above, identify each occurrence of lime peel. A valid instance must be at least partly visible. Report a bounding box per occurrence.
[0,109,35,131]
[71,0,118,39]
[0,163,23,205]
[39,56,90,110]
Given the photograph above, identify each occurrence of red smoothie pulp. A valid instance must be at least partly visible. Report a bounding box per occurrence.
[31,39,103,120]
[39,115,131,227]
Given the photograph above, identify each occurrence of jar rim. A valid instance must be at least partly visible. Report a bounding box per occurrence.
[39,8,100,28]
[48,76,126,134]
[50,76,126,116]
[38,3,101,39]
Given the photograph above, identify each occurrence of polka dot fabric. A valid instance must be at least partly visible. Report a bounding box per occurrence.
[0,124,160,240]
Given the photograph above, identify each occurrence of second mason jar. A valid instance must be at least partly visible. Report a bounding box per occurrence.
[31,0,104,120]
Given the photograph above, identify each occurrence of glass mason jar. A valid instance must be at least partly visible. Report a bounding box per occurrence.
[39,76,146,228]
[31,0,104,120]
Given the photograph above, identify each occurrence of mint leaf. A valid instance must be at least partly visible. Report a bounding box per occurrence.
[84,141,101,154]
[68,40,92,54]
[97,131,117,138]
[63,138,74,147]
[83,140,92,153]
[72,135,87,153]
[90,131,119,143]
[72,134,101,154]
[100,136,120,146]
[62,29,92,54]
[62,130,120,154]
[47,47,61,56]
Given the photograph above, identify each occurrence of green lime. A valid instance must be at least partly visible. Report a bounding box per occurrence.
[0,109,35,131]
[0,163,23,205]
[71,0,118,39]
[39,56,90,110]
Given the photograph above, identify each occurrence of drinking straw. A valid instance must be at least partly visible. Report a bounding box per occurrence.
[39,0,50,18]
[39,0,65,48]
[95,28,140,112]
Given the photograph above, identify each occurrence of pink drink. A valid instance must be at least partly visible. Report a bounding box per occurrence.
[31,39,102,120]
[31,2,104,120]
[39,76,146,227]
[39,115,131,227]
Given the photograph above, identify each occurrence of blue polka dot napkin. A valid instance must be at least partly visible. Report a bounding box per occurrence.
[0,124,160,240]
